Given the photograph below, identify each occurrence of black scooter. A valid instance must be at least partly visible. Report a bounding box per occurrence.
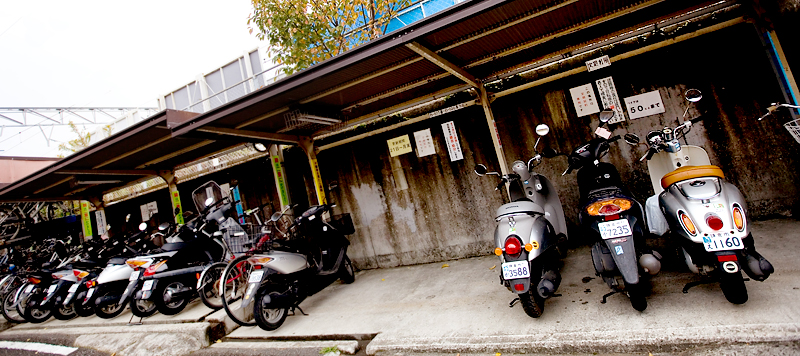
[562,111,662,311]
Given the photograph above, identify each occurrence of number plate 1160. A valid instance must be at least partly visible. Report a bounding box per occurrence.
[502,261,530,280]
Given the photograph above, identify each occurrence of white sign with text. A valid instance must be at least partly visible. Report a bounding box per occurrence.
[596,76,625,123]
[441,121,463,161]
[569,83,600,117]
[414,129,436,157]
[624,90,665,120]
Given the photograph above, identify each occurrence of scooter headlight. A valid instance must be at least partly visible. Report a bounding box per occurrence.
[586,198,632,216]
[732,205,745,231]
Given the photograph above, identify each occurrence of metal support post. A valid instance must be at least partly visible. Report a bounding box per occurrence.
[159,170,184,225]
[298,138,327,205]
[269,144,291,211]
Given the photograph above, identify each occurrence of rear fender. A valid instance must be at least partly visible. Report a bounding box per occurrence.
[240,268,276,311]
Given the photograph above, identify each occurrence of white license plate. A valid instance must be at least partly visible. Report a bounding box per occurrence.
[248,270,264,284]
[501,261,530,280]
[143,280,154,291]
[47,285,57,293]
[598,219,632,239]
[129,270,141,281]
[24,284,34,293]
[86,288,94,299]
[68,284,79,292]
[703,234,744,252]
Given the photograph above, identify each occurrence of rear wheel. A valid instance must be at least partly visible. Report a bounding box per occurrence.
[74,298,94,318]
[2,288,25,323]
[720,270,748,304]
[339,256,355,284]
[93,290,125,319]
[129,290,157,318]
[626,282,647,312]
[199,263,226,310]
[52,302,76,320]
[154,280,190,315]
[518,288,545,318]
[221,256,257,326]
[254,285,289,331]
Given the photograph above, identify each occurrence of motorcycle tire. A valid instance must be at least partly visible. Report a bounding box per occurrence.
[74,301,94,317]
[720,270,748,304]
[221,255,257,327]
[339,256,355,284]
[199,263,226,310]
[129,292,157,318]
[154,280,190,315]
[518,288,545,318]
[23,298,52,323]
[254,285,289,331]
[93,290,125,319]
[1,289,25,323]
[52,302,77,321]
[625,282,647,312]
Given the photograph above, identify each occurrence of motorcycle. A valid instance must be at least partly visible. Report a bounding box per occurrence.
[239,203,355,331]
[563,110,661,311]
[474,123,568,318]
[634,89,773,304]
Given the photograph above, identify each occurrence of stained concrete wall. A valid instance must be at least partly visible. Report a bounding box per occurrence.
[314,23,800,270]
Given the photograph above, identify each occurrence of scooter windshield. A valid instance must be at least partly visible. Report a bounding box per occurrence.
[191,181,224,212]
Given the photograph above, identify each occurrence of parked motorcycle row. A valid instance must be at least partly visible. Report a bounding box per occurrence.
[476,89,775,317]
[0,180,357,332]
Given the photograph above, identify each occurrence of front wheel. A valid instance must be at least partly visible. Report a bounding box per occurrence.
[254,285,289,331]
[154,280,190,315]
[626,282,647,312]
[720,270,748,304]
[199,263,226,310]
[338,256,355,284]
[2,288,25,323]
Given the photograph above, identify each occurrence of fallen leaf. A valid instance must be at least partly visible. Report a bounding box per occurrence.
[496,353,501,356]
[489,265,496,270]
[648,353,653,356]
[381,279,385,281]
[215,340,222,343]
[442,264,449,268]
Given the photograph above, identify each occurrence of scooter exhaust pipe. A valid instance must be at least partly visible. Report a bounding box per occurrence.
[741,250,774,281]
[95,295,121,308]
[163,287,194,304]
[639,251,662,275]
[537,269,561,299]
[260,291,294,309]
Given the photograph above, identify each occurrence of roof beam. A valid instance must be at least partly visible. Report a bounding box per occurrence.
[197,127,302,144]
[93,135,172,169]
[136,140,216,169]
[405,41,480,88]
[54,169,159,176]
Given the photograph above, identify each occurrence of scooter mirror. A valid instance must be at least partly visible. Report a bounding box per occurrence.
[474,164,488,176]
[138,222,147,231]
[685,89,702,102]
[599,110,615,123]
[270,211,282,222]
[158,222,170,231]
[205,197,215,207]
[535,124,550,136]
[623,133,640,145]
[541,148,558,158]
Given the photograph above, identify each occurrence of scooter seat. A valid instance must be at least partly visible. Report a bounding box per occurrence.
[661,165,724,189]
[107,257,128,265]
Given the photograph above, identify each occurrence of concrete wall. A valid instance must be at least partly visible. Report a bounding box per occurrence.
[315,24,800,269]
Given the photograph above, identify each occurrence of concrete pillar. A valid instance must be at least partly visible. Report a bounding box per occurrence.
[159,170,185,225]
[269,144,291,211]
[299,137,327,205]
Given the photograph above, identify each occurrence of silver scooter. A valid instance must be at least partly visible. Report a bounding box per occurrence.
[635,89,773,304]
[474,124,568,318]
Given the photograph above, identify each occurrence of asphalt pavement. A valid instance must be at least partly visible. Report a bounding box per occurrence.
[1,219,799,356]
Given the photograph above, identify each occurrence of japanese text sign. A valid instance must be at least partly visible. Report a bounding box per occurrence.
[387,134,413,157]
[624,90,665,120]
[414,129,436,157]
[569,83,600,117]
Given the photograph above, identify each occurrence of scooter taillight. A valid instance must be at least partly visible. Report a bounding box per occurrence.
[706,215,724,231]
[587,198,632,216]
[143,260,167,277]
[504,236,522,256]
[28,277,41,284]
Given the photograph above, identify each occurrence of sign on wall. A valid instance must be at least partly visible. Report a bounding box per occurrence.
[441,121,463,161]
[569,83,600,117]
[80,201,92,241]
[387,135,413,157]
[140,201,158,221]
[624,90,665,120]
[96,210,107,239]
[585,55,611,72]
[596,76,625,124]
[414,129,436,157]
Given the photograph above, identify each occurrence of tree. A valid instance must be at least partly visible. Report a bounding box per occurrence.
[57,121,93,157]
[248,0,411,74]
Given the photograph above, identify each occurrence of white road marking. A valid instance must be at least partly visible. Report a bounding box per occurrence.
[0,341,78,355]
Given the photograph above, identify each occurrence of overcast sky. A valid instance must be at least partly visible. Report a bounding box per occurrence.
[0,0,264,156]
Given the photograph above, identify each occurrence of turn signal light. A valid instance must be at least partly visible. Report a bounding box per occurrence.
[143,260,167,277]
[73,270,89,279]
[126,260,149,269]
[732,206,745,231]
[494,248,502,256]
[587,198,632,216]
[28,277,41,284]
[679,211,697,236]
[504,236,522,256]
[706,215,724,231]
[524,244,533,252]
[247,256,274,265]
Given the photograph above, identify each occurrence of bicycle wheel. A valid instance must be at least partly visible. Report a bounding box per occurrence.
[220,255,257,326]
[0,208,23,241]
[199,262,226,310]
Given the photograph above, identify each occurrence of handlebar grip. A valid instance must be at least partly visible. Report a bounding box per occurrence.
[609,135,621,142]
[690,116,703,124]
[645,147,657,160]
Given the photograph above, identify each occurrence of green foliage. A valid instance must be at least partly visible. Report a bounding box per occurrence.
[57,121,93,157]
[319,346,340,354]
[248,0,411,74]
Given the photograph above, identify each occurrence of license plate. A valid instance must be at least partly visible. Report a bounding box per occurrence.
[248,270,264,284]
[86,288,94,299]
[703,234,744,252]
[598,219,632,239]
[129,270,141,281]
[68,284,79,292]
[502,261,530,280]
[143,280,154,291]
[24,284,34,293]
[47,285,57,293]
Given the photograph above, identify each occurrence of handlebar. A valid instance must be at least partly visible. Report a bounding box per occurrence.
[759,103,800,121]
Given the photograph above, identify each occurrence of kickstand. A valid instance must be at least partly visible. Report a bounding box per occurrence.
[289,305,307,316]
[508,297,519,308]
[601,290,618,304]
[682,280,714,293]
[127,314,144,325]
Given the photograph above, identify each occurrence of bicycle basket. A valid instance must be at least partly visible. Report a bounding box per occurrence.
[784,119,800,144]
[224,223,272,255]
[329,214,355,235]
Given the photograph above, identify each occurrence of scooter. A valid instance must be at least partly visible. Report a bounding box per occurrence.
[563,111,661,311]
[242,204,355,331]
[474,124,568,318]
[635,89,773,304]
